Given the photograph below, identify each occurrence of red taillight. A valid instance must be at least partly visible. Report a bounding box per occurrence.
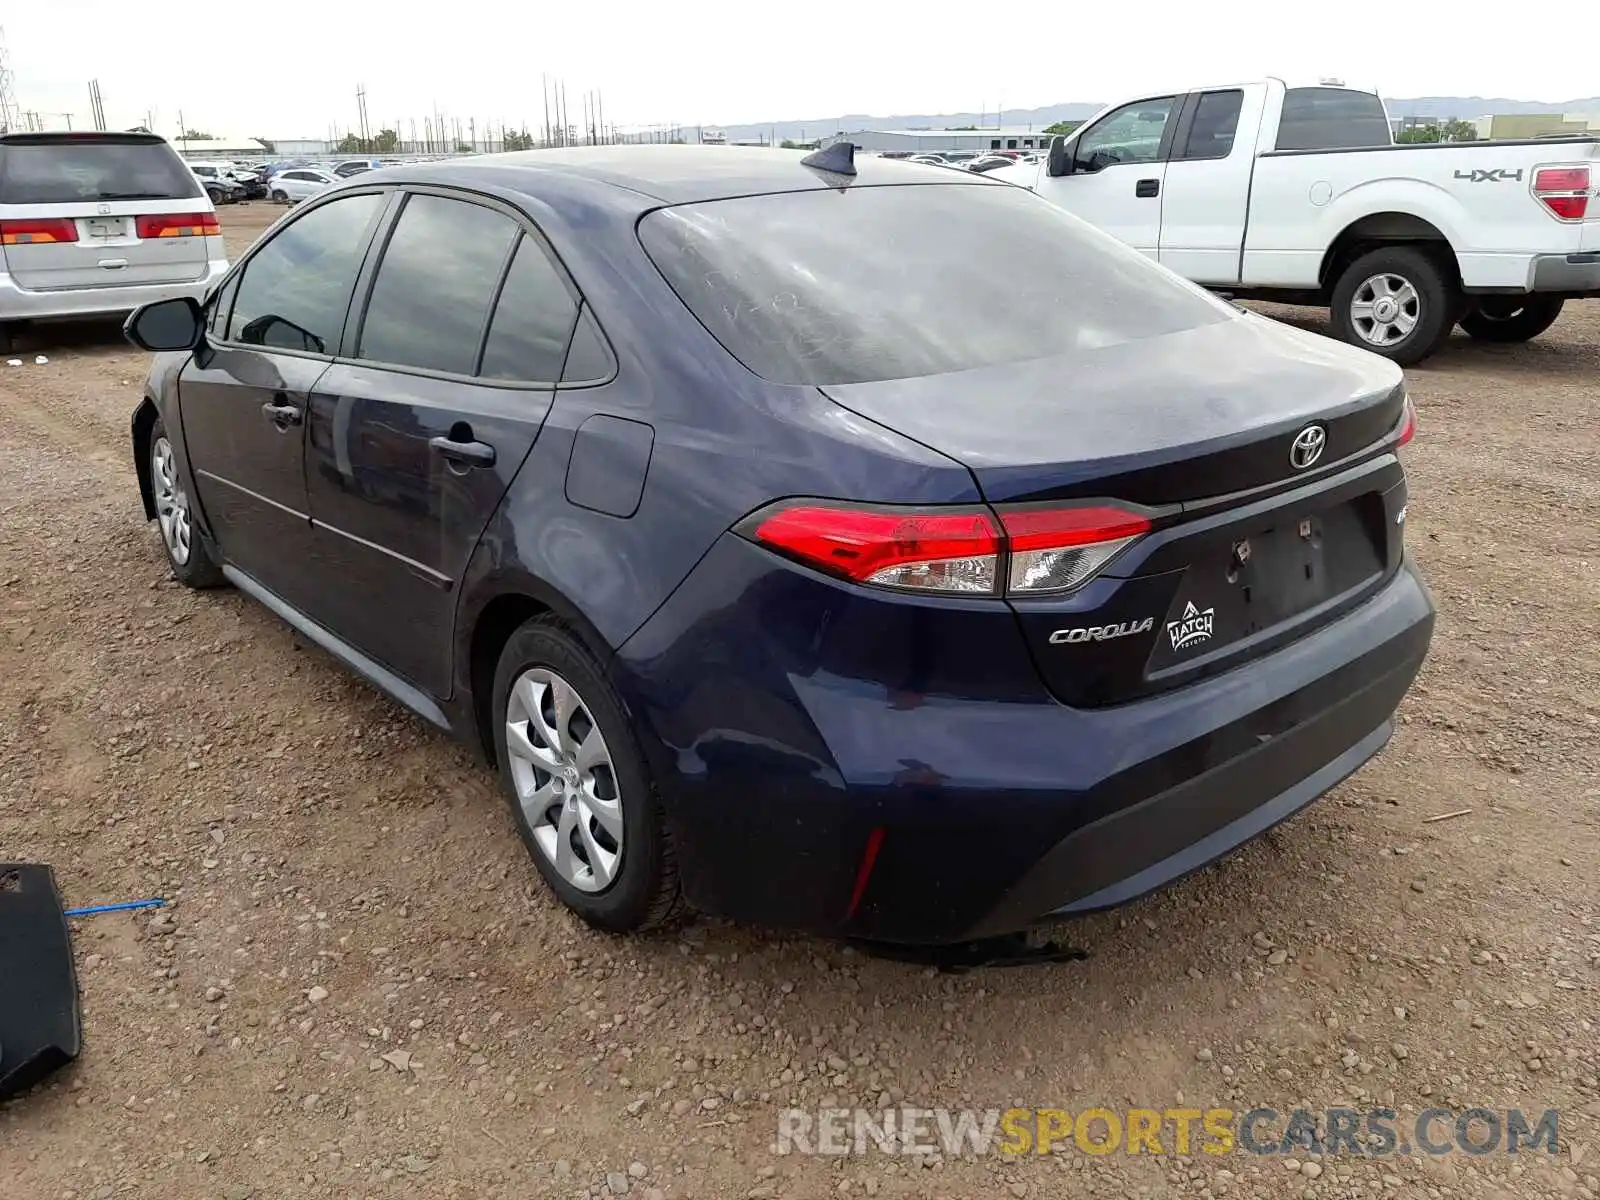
[1532,165,1590,222]
[135,212,221,238]
[746,500,1150,596]
[0,217,78,245]
[751,504,1001,593]
[1396,394,1417,448]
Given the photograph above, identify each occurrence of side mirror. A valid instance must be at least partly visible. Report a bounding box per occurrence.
[124,297,204,352]
[1046,135,1074,178]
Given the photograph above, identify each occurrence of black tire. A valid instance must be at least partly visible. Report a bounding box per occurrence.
[148,419,225,589]
[0,322,14,355]
[205,186,224,205]
[492,616,680,934]
[270,189,288,203]
[1329,246,1457,366]
[1459,296,1565,343]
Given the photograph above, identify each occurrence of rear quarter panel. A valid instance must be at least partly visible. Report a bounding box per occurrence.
[1243,142,1599,289]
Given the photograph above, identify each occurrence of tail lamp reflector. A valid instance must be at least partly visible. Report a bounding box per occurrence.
[748,502,1151,597]
[135,212,221,238]
[0,217,78,245]
[1532,165,1590,222]
[1397,394,1417,447]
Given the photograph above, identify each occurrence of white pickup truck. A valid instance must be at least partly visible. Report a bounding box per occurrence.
[997,80,1600,363]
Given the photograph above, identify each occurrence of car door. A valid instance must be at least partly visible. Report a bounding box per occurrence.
[1033,95,1179,258]
[1157,88,1264,284]
[177,189,389,612]
[302,190,580,696]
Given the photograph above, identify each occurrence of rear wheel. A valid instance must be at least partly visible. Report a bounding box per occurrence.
[1329,246,1457,366]
[1459,296,1564,343]
[149,421,225,589]
[492,617,680,934]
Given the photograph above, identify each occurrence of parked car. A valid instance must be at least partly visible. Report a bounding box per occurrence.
[268,168,338,203]
[965,154,1019,173]
[0,131,229,353]
[995,79,1600,363]
[123,148,1433,946]
[333,159,379,178]
[184,162,246,205]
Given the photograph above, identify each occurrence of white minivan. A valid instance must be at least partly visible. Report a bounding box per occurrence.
[0,132,230,352]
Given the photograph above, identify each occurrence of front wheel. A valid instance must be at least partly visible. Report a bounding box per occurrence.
[492,617,680,934]
[1329,246,1457,366]
[149,421,225,588]
[1459,296,1564,343]
[270,189,288,203]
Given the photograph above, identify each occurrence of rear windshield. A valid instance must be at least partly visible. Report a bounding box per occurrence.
[1275,89,1393,152]
[0,138,203,204]
[638,183,1229,386]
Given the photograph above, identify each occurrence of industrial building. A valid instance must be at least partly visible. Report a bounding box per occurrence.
[1473,112,1600,140]
[823,126,1058,155]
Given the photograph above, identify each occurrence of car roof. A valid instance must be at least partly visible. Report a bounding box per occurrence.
[362,144,1000,206]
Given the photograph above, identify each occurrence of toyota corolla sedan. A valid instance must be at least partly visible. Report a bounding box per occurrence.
[123,146,1434,946]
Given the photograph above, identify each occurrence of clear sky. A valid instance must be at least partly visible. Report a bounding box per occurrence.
[5,1,1593,138]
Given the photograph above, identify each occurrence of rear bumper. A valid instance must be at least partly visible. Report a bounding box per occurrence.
[0,261,227,322]
[616,535,1436,945]
[1529,251,1600,294]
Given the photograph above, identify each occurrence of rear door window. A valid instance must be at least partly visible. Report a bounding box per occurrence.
[0,137,203,203]
[478,235,580,382]
[356,193,519,375]
[226,191,386,354]
[1276,89,1392,151]
[639,182,1229,386]
[1180,90,1244,160]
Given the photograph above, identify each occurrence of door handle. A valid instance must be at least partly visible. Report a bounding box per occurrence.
[261,395,302,427]
[429,435,496,468]
[1135,178,1160,198]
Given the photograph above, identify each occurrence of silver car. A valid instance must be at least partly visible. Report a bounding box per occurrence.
[0,132,229,352]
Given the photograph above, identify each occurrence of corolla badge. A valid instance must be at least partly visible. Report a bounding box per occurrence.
[1166,601,1215,651]
[1290,424,1327,470]
[1049,617,1154,645]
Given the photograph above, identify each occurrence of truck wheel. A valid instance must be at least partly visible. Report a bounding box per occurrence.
[1459,296,1564,343]
[1330,246,1456,366]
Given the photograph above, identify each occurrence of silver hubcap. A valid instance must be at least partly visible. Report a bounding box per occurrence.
[151,436,192,566]
[1350,273,1420,347]
[505,668,623,892]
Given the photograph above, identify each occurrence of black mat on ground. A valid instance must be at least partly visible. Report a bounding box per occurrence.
[0,864,82,1101]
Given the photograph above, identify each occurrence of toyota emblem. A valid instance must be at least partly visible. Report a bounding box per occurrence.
[1289,424,1327,470]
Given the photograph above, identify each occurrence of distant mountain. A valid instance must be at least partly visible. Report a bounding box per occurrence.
[706,95,1600,142]
[708,103,1105,144]
[1386,96,1600,119]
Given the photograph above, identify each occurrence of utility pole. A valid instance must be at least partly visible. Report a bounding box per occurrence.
[542,74,550,148]
[177,109,187,152]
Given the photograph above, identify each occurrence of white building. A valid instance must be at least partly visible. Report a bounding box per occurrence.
[172,136,271,159]
[823,127,1056,155]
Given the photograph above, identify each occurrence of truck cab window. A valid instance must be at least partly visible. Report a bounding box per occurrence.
[1181,91,1244,160]
[1074,98,1176,172]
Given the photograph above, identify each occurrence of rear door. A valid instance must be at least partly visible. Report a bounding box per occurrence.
[1031,95,1179,257]
[1157,88,1264,284]
[0,134,214,290]
[179,189,390,613]
[303,189,580,696]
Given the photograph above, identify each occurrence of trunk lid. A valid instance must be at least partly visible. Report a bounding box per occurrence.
[821,314,1411,707]
[0,133,212,291]
[818,313,1405,506]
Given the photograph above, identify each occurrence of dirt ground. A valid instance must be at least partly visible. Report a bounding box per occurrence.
[0,201,1596,1200]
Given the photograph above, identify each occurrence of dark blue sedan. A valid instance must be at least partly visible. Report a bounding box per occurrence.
[123,146,1434,946]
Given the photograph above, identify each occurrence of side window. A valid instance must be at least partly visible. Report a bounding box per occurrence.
[227,192,384,354]
[1181,90,1244,160]
[1074,97,1177,172]
[561,306,614,384]
[478,235,579,382]
[357,193,518,375]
